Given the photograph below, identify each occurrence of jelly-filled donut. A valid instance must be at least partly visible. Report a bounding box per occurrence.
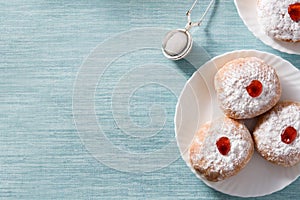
[214,57,281,119]
[257,0,300,42]
[253,101,300,167]
[189,117,254,182]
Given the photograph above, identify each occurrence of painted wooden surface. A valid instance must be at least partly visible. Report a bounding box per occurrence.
[1,0,300,199]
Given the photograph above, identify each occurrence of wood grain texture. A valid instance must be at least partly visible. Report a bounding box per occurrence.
[1,0,299,199]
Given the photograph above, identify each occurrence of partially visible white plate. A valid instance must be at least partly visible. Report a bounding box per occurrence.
[175,50,300,197]
[234,0,300,55]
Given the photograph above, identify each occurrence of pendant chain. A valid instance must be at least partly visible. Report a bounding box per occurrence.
[185,0,215,30]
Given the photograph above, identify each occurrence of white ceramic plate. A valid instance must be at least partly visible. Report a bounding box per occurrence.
[234,0,300,55]
[175,50,300,197]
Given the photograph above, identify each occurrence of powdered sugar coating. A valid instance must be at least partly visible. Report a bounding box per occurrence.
[257,0,300,42]
[253,101,300,167]
[189,117,254,182]
[214,57,281,119]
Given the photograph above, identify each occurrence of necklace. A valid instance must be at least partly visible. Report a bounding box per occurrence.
[162,0,215,60]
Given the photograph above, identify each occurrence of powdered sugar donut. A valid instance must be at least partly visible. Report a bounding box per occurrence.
[189,117,254,182]
[253,101,300,167]
[214,57,281,119]
[257,0,300,42]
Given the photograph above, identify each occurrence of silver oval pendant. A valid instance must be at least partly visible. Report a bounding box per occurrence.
[161,29,192,60]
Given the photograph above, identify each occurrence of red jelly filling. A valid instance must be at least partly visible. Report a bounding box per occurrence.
[281,126,297,144]
[246,80,263,98]
[216,137,231,155]
[288,3,300,22]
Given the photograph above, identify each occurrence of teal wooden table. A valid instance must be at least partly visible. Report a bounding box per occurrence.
[1,0,300,199]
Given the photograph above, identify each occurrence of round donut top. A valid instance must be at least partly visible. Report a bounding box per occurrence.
[257,0,300,42]
[189,118,253,181]
[214,57,280,119]
[254,101,300,166]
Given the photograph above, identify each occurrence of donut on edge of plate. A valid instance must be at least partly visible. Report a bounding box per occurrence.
[253,101,300,167]
[189,117,254,182]
[257,0,300,42]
